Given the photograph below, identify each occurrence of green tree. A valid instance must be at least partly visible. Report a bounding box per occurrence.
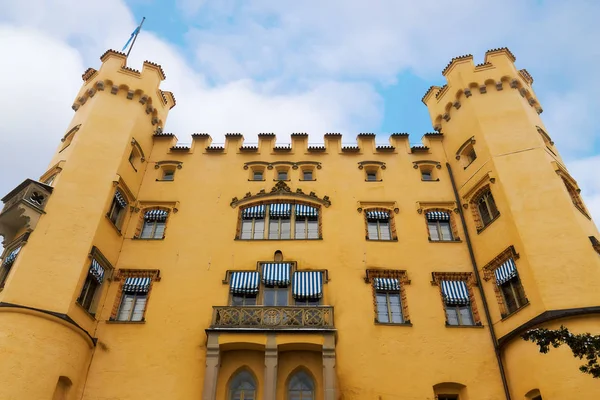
[522,326,600,378]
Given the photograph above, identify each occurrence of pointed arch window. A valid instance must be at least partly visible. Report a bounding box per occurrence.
[288,370,315,400]
[229,370,256,400]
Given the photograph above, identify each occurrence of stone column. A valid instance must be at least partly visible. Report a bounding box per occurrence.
[322,334,337,400]
[202,333,220,400]
[264,334,278,400]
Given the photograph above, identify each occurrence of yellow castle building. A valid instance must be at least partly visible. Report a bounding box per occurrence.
[0,47,599,400]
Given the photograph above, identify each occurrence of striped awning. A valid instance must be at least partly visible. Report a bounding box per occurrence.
[230,271,260,295]
[366,210,390,221]
[144,209,168,222]
[89,259,105,284]
[296,204,319,217]
[426,211,450,221]
[292,271,323,299]
[373,278,400,291]
[123,277,151,293]
[441,280,470,305]
[495,258,518,285]
[114,190,128,208]
[2,246,22,267]
[242,205,265,219]
[262,263,291,286]
[269,203,291,218]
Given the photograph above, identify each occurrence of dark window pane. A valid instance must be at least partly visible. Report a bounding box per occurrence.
[303,170,313,180]
[263,288,276,306]
[478,197,492,225]
[366,172,377,181]
[276,287,288,306]
[163,170,175,181]
[253,171,263,180]
[422,171,432,180]
[278,171,288,180]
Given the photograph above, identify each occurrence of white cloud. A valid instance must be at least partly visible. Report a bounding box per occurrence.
[0,0,598,235]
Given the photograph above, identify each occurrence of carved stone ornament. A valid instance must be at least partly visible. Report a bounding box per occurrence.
[230,181,331,208]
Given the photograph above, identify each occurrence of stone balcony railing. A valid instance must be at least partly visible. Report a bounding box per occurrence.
[210,306,335,330]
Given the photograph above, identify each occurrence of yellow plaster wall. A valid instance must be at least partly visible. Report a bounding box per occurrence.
[277,351,323,400]
[1,48,600,400]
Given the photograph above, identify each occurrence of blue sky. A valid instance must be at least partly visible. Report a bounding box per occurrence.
[0,0,599,223]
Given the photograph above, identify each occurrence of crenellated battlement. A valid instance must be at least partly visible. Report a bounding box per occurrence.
[148,131,450,159]
[423,47,542,131]
[71,50,176,129]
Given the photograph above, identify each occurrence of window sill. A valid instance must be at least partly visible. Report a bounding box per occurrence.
[428,239,462,243]
[155,179,174,182]
[365,179,383,182]
[366,238,398,242]
[75,302,97,321]
[104,214,123,236]
[463,159,476,170]
[421,178,440,182]
[299,179,316,182]
[248,179,266,182]
[375,321,412,327]
[273,179,291,182]
[106,319,146,324]
[235,238,323,241]
[133,236,165,241]
[476,213,501,234]
[501,301,530,321]
[445,323,484,329]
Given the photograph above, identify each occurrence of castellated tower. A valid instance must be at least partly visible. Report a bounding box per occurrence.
[0,50,174,399]
[0,47,599,400]
[423,48,600,398]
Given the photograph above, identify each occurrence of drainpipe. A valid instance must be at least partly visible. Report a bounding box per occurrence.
[446,162,511,400]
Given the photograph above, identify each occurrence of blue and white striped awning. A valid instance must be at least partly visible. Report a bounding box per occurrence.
[296,204,319,217]
[292,271,323,299]
[144,209,168,222]
[242,205,265,219]
[123,277,151,293]
[426,211,450,221]
[269,203,292,218]
[366,210,390,221]
[495,258,518,285]
[114,190,128,208]
[89,259,105,284]
[230,271,260,295]
[262,263,291,286]
[2,246,22,267]
[373,278,400,291]
[441,280,470,305]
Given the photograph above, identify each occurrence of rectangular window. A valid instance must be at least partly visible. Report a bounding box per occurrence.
[253,171,263,180]
[428,221,453,241]
[231,294,257,306]
[108,192,127,229]
[303,170,313,180]
[268,218,291,239]
[421,170,432,181]
[77,259,105,315]
[445,305,474,326]
[117,293,147,321]
[367,220,391,241]
[500,276,527,314]
[295,217,318,239]
[141,220,166,239]
[263,286,288,306]
[277,170,288,180]
[162,169,175,181]
[376,291,403,323]
[366,171,377,181]
[241,218,265,240]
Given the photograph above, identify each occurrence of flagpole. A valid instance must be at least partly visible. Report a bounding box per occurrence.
[126,17,146,58]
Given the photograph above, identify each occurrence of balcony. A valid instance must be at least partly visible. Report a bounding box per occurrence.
[0,179,53,244]
[210,306,334,330]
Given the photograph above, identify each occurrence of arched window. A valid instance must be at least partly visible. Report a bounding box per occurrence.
[229,370,256,400]
[288,370,315,400]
